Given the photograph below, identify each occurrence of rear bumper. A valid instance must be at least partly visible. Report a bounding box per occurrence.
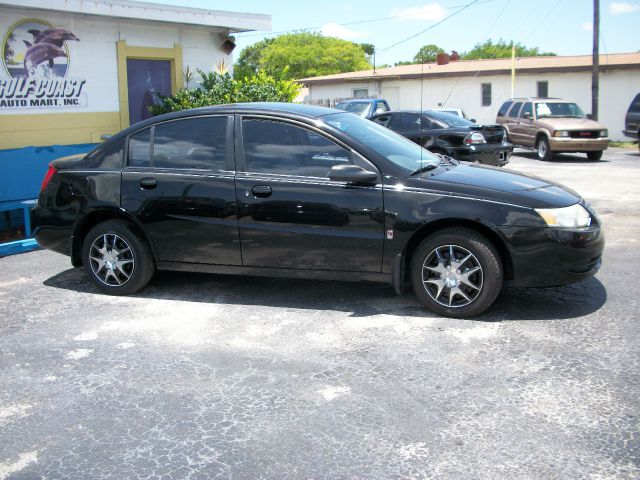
[31,206,73,257]
[450,142,513,166]
[497,224,604,288]
[548,137,608,152]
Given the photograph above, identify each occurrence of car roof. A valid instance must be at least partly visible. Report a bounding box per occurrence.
[107,102,344,144]
[506,97,565,102]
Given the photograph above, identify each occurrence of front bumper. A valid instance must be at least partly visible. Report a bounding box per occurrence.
[622,129,638,140]
[497,224,604,288]
[450,142,513,166]
[548,137,609,152]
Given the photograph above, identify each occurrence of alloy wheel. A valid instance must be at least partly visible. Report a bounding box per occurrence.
[89,233,135,286]
[421,244,483,308]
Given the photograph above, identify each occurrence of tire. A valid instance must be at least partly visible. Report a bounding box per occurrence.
[410,228,503,318]
[536,136,553,161]
[586,151,603,161]
[82,220,155,295]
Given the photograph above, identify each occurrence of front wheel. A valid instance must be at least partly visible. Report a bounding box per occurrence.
[586,151,603,161]
[82,220,155,295]
[536,136,553,161]
[410,228,503,318]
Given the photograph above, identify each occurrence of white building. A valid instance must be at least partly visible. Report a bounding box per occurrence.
[0,0,270,204]
[300,53,640,141]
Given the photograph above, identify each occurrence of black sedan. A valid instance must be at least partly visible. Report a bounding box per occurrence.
[371,110,512,166]
[33,103,603,318]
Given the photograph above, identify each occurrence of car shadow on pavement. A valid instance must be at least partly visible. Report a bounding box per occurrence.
[43,268,607,322]
[515,151,611,164]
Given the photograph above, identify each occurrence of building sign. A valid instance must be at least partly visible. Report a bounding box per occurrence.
[1,19,87,109]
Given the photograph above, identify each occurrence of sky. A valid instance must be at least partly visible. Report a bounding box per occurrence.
[145,0,639,66]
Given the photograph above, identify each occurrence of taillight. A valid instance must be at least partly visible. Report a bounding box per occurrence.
[40,163,57,191]
[464,132,487,145]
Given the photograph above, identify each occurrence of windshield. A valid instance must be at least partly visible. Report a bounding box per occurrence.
[335,102,371,117]
[323,112,439,174]
[427,110,475,127]
[536,102,585,118]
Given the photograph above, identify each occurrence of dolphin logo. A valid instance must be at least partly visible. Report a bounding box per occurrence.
[24,42,67,75]
[27,28,80,48]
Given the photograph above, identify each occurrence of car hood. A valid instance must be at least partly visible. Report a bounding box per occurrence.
[410,164,581,209]
[537,117,606,130]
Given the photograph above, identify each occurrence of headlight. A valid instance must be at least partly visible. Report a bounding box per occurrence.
[600,129,608,137]
[553,130,570,137]
[535,203,591,228]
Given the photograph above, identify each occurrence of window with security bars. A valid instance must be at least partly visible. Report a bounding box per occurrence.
[537,81,549,98]
[481,83,492,106]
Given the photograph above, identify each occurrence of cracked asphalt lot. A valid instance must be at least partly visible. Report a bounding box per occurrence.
[1,148,639,479]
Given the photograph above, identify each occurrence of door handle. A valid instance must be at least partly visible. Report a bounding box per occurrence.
[251,185,272,198]
[140,177,157,189]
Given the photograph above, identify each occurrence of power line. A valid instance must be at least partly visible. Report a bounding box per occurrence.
[236,0,494,39]
[378,0,483,53]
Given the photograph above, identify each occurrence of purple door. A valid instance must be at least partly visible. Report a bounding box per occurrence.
[126,59,172,126]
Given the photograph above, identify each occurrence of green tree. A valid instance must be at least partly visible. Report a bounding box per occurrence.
[233,38,274,80]
[463,39,556,60]
[234,32,371,81]
[149,70,301,116]
[414,44,444,63]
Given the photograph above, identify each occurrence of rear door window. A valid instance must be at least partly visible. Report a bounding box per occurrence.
[153,117,227,170]
[128,128,151,167]
[508,102,523,118]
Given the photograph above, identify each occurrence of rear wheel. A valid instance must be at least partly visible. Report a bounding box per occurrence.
[82,220,155,295]
[410,228,503,318]
[587,151,603,161]
[536,136,553,161]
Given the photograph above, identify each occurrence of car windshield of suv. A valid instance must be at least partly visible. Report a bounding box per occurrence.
[335,102,371,117]
[536,102,585,118]
[427,111,475,127]
[323,112,440,174]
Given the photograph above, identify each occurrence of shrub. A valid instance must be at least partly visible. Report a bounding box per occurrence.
[149,70,301,115]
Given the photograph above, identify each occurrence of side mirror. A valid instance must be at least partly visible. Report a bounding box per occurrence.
[522,112,532,119]
[470,118,477,123]
[586,113,593,120]
[329,164,378,185]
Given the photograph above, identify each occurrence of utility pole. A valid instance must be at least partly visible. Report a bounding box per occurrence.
[592,0,599,120]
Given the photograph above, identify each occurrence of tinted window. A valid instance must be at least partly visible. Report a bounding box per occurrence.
[374,101,390,114]
[86,138,124,170]
[508,102,523,118]
[153,117,227,170]
[427,111,474,127]
[390,113,421,131]
[128,128,151,167]
[335,102,371,117]
[242,119,351,177]
[520,102,533,118]
[372,114,391,126]
[497,101,513,117]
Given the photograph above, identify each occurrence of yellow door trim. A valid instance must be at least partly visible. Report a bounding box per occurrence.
[116,40,184,130]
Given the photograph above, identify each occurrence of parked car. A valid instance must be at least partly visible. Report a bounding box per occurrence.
[623,93,640,149]
[371,110,512,166]
[33,103,604,318]
[496,97,609,161]
[334,98,390,119]
[431,107,474,122]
